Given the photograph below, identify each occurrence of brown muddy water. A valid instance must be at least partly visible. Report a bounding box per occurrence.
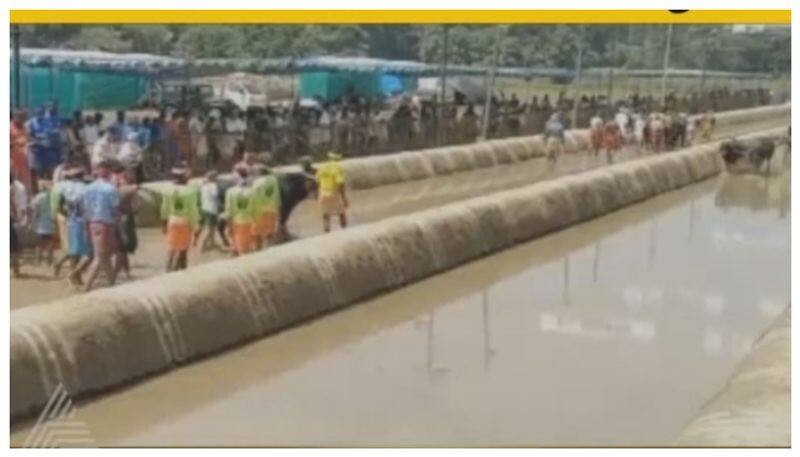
[10,168,790,447]
[9,117,788,309]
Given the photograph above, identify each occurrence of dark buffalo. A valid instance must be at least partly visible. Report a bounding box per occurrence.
[216,170,317,243]
[276,171,317,241]
[719,137,776,175]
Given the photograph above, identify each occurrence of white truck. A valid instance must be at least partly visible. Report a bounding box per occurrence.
[210,77,269,112]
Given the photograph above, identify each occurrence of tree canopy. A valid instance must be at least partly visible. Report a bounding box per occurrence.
[17,24,790,74]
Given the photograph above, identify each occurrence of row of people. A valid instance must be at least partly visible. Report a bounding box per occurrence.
[10,161,139,290]
[11,87,774,196]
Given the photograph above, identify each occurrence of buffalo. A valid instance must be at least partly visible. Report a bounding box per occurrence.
[215,170,317,244]
[719,137,776,175]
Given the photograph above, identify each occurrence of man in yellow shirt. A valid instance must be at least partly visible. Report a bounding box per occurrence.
[316,152,349,232]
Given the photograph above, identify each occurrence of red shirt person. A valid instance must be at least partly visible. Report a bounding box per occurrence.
[10,110,32,193]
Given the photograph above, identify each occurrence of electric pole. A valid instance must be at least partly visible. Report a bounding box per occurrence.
[571,26,585,128]
[606,29,617,117]
[661,23,674,108]
[439,25,450,145]
[12,24,21,110]
[481,26,503,141]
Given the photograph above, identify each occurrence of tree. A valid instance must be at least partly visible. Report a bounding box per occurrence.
[16,24,790,75]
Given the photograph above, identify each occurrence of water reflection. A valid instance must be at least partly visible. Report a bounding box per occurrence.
[425,310,451,381]
[704,295,725,317]
[481,289,495,370]
[714,167,790,217]
[562,255,571,307]
[538,313,656,342]
[647,218,658,269]
[592,243,601,284]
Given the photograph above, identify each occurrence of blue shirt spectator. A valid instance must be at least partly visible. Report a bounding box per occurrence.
[82,178,119,224]
[27,106,63,173]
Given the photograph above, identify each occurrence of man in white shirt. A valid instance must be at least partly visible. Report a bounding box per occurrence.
[81,116,100,149]
[119,133,143,165]
[91,128,121,169]
[226,111,247,139]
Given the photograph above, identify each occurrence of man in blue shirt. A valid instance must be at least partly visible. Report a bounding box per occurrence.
[81,160,121,292]
[28,104,63,191]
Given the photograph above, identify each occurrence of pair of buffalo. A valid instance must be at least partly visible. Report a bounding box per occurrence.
[719,136,782,175]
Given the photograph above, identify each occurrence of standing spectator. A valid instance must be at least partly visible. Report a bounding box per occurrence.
[137,118,152,150]
[119,131,144,184]
[149,110,167,176]
[27,104,62,192]
[80,115,101,164]
[114,110,132,140]
[60,119,81,164]
[80,160,121,292]
[31,179,57,265]
[91,127,121,170]
[226,110,247,162]
[204,110,224,171]
[188,111,205,169]
[10,109,32,193]
[165,112,179,174]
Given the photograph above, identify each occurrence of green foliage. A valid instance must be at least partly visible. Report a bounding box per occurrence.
[18,24,790,74]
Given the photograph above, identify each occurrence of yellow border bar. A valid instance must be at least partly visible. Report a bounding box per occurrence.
[10,10,791,24]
